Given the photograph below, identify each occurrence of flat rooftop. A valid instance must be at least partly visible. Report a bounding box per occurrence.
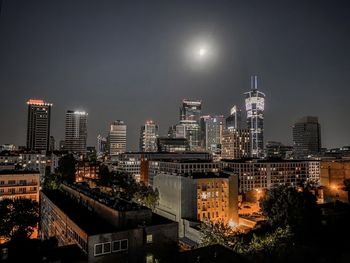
[66,182,145,212]
[221,158,319,163]
[42,189,117,235]
[188,171,231,179]
[42,189,175,235]
[0,170,40,175]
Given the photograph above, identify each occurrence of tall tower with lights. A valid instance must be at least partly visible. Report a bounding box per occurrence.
[64,110,88,155]
[244,76,265,158]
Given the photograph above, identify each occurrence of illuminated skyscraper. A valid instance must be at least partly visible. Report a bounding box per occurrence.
[64,111,88,154]
[226,105,244,129]
[200,115,224,154]
[108,120,126,156]
[221,129,250,159]
[26,99,52,151]
[180,99,202,123]
[96,134,107,157]
[177,99,202,151]
[140,120,159,152]
[244,76,265,158]
[175,120,201,151]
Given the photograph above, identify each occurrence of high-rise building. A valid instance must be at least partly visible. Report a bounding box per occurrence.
[176,121,201,151]
[49,136,55,151]
[177,99,202,151]
[226,105,244,129]
[108,120,126,156]
[64,111,88,154]
[200,115,224,154]
[221,129,250,159]
[140,120,158,152]
[180,99,202,123]
[244,76,265,158]
[96,134,107,156]
[265,141,293,159]
[26,99,52,151]
[293,116,321,158]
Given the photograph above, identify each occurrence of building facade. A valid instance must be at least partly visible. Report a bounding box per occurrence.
[64,111,88,155]
[152,170,238,237]
[75,161,100,187]
[140,120,158,152]
[108,120,126,156]
[221,129,250,160]
[226,105,244,130]
[176,121,201,151]
[40,183,178,262]
[244,76,265,158]
[0,171,40,201]
[200,115,224,154]
[293,116,321,158]
[26,99,52,151]
[222,159,320,193]
[180,99,202,123]
[156,137,189,152]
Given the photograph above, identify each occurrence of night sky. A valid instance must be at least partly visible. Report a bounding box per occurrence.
[0,0,349,150]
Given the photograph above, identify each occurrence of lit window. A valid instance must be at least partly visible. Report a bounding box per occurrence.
[146,234,153,244]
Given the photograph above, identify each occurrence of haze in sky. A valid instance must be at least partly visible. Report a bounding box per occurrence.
[0,0,349,150]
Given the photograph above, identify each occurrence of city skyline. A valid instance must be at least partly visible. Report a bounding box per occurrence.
[1,0,350,150]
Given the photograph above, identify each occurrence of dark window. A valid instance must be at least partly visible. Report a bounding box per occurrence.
[94,244,103,256]
[121,240,128,250]
[112,241,121,252]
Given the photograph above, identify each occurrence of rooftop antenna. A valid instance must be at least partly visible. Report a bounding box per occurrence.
[251,75,258,90]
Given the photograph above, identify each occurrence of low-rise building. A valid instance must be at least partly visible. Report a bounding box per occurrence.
[0,170,40,201]
[152,167,238,240]
[222,159,320,193]
[40,183,178,262]
[75,161,100,187]
[320,158,350,202]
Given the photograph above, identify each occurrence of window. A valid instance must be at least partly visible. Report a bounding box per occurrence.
[94,244,103,256]
[146,234,153,244]
[103,242,111,253]
[121,239,128,251]
[94,242,111,256]
[112,241,121,252]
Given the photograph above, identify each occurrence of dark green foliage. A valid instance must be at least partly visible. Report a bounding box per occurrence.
[57,154,76,183]
[260,185,321,238]
[97,168,159,209]
[0,198,39,240]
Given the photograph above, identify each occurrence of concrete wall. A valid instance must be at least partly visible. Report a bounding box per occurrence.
[153,173,197,237]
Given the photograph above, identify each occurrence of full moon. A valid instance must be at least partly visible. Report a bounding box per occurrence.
[198,47,207,57]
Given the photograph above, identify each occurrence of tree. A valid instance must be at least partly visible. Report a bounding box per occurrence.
[259,185,321,238]
[0,198,39,240]
[200,220,238,248]
[43,173,63,190]
[58,154,76,183]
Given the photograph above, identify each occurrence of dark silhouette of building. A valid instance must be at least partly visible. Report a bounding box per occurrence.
[26,99,52,151]
[293,116,321,157]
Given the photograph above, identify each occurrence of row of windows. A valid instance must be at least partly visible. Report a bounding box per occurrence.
[94,239,128,257]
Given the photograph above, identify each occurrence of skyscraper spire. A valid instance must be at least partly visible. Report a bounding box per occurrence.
[251,75,258,90]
